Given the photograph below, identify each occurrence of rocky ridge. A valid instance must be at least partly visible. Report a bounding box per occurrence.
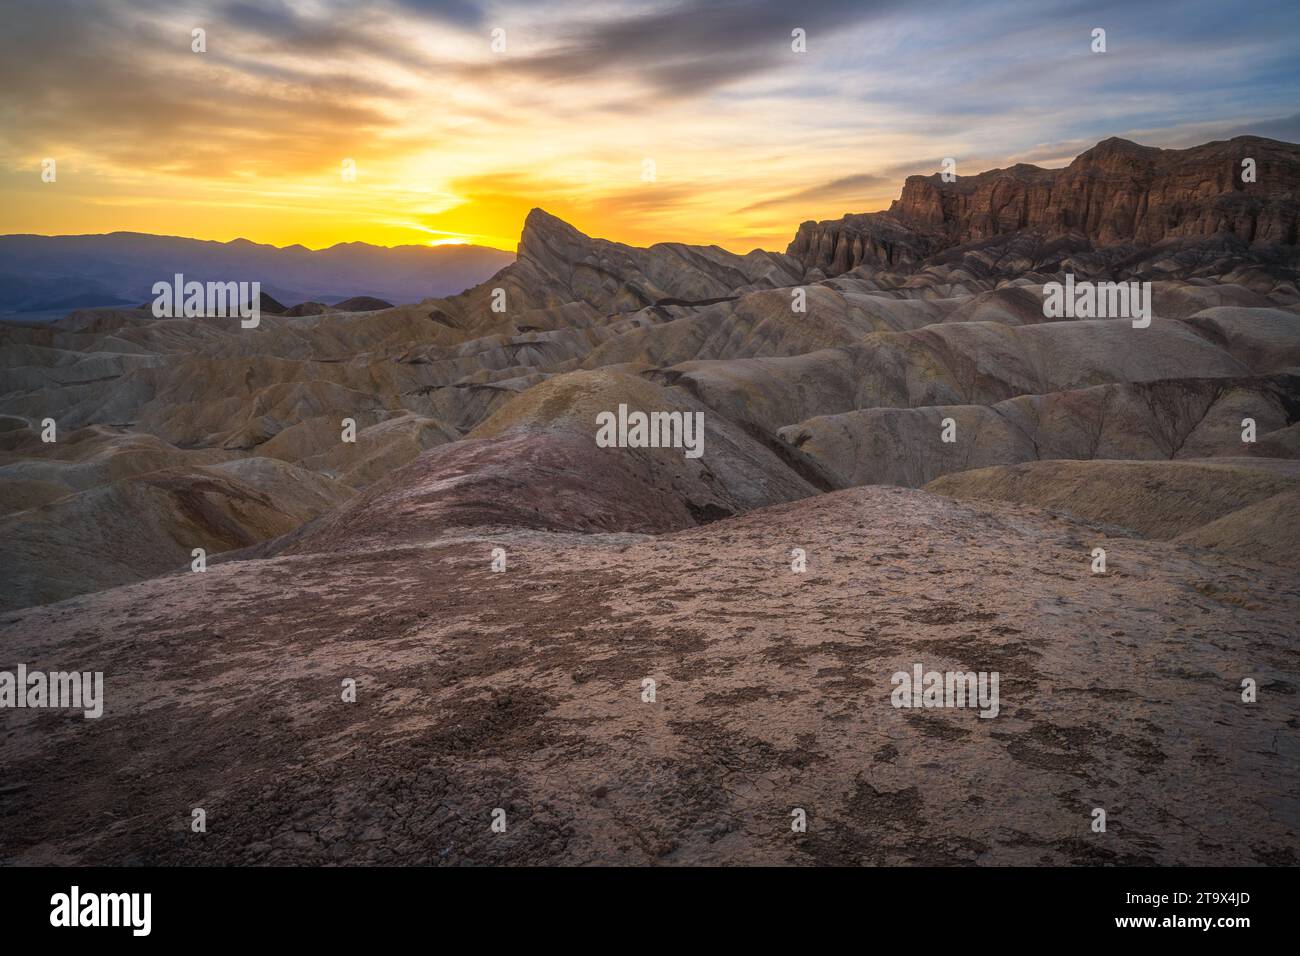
[788,136,1300,279]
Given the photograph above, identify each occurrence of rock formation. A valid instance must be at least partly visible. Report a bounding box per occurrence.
[788,136,1300,278]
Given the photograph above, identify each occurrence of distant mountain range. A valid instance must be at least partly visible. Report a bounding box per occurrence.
[0,232,514,319]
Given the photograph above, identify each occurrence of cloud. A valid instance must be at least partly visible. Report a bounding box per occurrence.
[390,0,488,29]
[737,173,894,213]
[496,0,904,97]
[0,0,443,178]
[1216,113,1300,145]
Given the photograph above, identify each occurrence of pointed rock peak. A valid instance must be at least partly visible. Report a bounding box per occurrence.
[519,207,594,258]
[524,207,568,227]
[523,208,587,239]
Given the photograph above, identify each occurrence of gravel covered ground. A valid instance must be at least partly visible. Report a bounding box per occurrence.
[2,485,1296,865]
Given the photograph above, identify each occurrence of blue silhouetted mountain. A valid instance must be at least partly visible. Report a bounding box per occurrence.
[0,232,513,318]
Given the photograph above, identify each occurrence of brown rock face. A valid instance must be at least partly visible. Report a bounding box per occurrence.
[789,136,1300,276]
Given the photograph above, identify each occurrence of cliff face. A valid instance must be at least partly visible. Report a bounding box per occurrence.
[788,136,1300,277]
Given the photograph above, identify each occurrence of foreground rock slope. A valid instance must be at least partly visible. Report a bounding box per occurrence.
[2,486,1295,865]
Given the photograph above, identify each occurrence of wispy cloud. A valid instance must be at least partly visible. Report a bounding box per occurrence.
[736,174,895,214]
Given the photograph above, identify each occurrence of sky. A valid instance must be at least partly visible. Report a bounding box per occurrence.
[1,0,1298,253]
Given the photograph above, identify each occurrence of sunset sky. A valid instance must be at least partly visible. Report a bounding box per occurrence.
[2,0,1298,253]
